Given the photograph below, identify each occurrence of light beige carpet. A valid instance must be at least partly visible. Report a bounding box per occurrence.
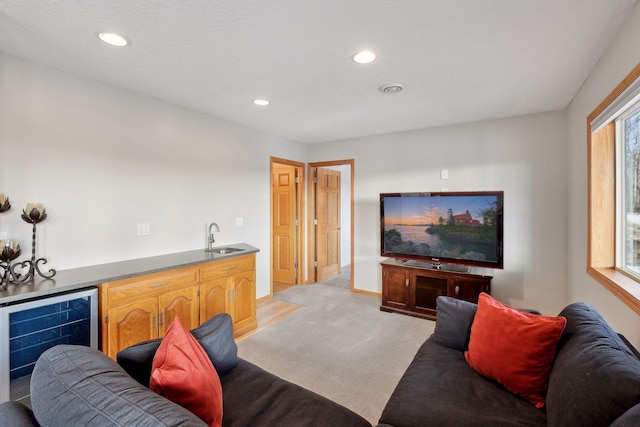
[236,284,435,425]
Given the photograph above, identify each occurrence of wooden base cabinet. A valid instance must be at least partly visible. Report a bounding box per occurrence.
[199,254,257,337]
[381,259,491,320]
[100,266,200,359]
[99,253,257,359]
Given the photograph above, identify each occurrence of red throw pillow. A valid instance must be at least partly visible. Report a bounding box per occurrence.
[464,293,566,408]
[150,317,223,427]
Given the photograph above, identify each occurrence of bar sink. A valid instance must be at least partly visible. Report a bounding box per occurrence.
[208,247,244,255]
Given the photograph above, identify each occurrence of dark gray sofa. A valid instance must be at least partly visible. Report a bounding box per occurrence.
[0,313,371,427]
[377,298,640,427]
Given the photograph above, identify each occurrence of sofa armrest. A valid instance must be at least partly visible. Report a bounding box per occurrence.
[0,401,39,426]
[618,334,640,359]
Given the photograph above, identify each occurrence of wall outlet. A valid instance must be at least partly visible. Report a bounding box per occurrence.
[235,217,244,227]
[440,169,449,180]
[137,223,151,236]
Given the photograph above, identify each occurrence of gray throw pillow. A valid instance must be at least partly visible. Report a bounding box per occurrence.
[117,312,237,387]
[432,296,478,351]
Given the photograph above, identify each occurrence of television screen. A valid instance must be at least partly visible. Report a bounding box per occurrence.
[380,191,503,269]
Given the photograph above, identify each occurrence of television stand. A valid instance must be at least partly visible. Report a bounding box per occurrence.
[402,259,471,273]
[381,258,492,320]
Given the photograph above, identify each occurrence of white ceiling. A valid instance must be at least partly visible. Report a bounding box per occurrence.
[0,1,637,143]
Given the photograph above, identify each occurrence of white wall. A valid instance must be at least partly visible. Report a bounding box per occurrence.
[0,53,307,299]
[566,3,640,347]
[309,111,569,314]
[4,3,640,347]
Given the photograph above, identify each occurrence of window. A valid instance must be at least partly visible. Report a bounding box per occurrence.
[588,62,640,313]
[617,103,640,278]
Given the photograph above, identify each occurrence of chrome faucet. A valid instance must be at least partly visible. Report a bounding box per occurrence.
[207,222,220,251]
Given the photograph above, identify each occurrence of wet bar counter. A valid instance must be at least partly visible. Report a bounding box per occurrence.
[0,243,259,306]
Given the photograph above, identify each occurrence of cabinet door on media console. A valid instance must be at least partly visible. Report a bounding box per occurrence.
[413,273,448,318]
[381,266,410,311]
[451,277,490,303]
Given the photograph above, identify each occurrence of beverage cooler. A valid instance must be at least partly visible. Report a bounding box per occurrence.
[0,288,98,407]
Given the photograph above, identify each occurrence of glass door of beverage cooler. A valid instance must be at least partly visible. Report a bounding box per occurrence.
[0,288,98,407]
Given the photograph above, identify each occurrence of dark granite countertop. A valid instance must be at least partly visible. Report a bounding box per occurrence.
[0,243,259,306]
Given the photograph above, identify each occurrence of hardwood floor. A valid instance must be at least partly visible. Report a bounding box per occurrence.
[273,281,297,293]
[236,297,302,342]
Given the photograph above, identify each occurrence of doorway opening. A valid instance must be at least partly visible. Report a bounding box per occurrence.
[270,157,304,295]
[308,160,354,290]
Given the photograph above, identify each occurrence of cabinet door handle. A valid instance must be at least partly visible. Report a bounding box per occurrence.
[162,311,166,327]
[154,313,159,330]
[405,278,409,288]
[455,285,460,296]
[151,283,169,289]
[225,266,238,271]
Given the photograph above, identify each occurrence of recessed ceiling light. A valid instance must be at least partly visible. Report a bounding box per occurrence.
[98,32,129,47]
[254,99,270,106]
[353,50,376,64]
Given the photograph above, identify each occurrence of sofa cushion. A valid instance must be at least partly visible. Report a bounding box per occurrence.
[222,358,371,427]
[432,296,477,351]
[611,403,640,427]
[464,293,566,408]
[150,317,223,427]
[0,401,38,427]
[117,313,237,387]
[31,345,206,427]
[378,337,547,427]
[546,302,640,427]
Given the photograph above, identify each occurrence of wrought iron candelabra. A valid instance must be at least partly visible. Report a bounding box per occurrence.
[0,197,56,290]
[0,240,21,291]
[11,204,57,283]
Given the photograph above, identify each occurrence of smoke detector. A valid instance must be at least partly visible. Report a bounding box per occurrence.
[380,83,405,94]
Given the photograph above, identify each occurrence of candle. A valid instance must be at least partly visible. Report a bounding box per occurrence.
[25,203,45,221]
[0,193,9,212]
[0,240,20,262]
[26,203,44,214]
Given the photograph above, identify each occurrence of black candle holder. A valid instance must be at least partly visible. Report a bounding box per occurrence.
[11,206,56,283]
[0,241,22,291]
[0,196,10,213]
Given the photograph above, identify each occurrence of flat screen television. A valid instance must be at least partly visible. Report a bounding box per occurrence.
[380,191,504,270]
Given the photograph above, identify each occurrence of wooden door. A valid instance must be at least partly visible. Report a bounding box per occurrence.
[159,286,200,336]
[315,167,341,281]
[107,297,158,359]
[199,278,229,324]
[272,165,297,284]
